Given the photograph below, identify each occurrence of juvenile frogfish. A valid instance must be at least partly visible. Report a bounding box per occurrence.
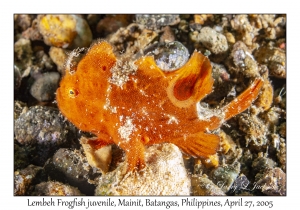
[56,40,263,172]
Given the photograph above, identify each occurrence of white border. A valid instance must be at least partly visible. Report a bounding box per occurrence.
[3,1,297,209]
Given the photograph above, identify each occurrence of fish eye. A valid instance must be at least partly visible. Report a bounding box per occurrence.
[68,88,78,98]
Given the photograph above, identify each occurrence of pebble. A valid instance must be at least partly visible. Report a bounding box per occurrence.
[95,143,190,195]
[254,78,274,111]
[38,15,92,49]
[14,14,33,31]
[14,164,42,195]
[205,62,232,102]
[96,15,133,36]
[224,32,236,44]
[276,138,286,172]
[49,47,69,74]
[238,113,268,147]
[239,149,253,175]
[231,15,257,46]
[80,136,112,174]
[32,181,83,196]
[252,153,276,175]
[256,167,286,195]
[45,148,99,195]
[210,162,240,193]
[196,26,228,54]
[230,174,250,194]
[254,44,286,78]
[14,105,77,165]
[278,122,286,138]
[135,14,180,30]
[261,107,282,128]
[108,23,158,59]
[191,174,225,195]
[33,50,55,71]
[30,72,60,102]
[193,14,214,25]
[14,37,33,76]
[230,41,260,78]
[249,15,286,40]
[14,141,30,170]
[21,18,43,41]
[160,26,176,43]
[86,14,101,26]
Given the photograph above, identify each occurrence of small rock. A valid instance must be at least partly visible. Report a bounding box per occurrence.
[38,15,92,49]
[254,44,286,78]
[14,105,77,165]
[14,141,30,170]
[210,162,240,193]
[261,107,282,128]
[255,78,274,111]
[252,154,276,175]
[108,24,158,60]
[14,100,28,120]
[238,113,268,147]
[239,149,253,175]
[256,167,286,196]
[205,62,232,101]
[202,154,219,169]
[80,136,112,174]
[32,181,83,196]
[86,14,101,26]
[219,130,237,155]
[160,26,176,43]
[231,41,250,68]
[49,47,69,74]
[45,148,99,195]
[30,72,60,102]
[22,18,43,41]
[230,174,250,194]
[34,50,55,71]
[136,14,180,30]
[193,14,214,25]
[95,143,190,195]
[249,15,285,40]
[14,37,33,76]
[191,174,225,196]
[135,29,158,54]
[14,14,33,31]
[225,32,236,44]
[278,122,286,138]
[230,41,260,78]
[14,164,42,195]
[96,15,133,36]
[178,19,189,33]
[276,138,286,172]
[197,27,228,54]
[231,15,258,46]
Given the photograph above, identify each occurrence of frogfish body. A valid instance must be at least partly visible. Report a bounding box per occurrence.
[56,41,263,171]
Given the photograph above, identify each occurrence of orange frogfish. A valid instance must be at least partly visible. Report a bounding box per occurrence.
[56,40,263,171]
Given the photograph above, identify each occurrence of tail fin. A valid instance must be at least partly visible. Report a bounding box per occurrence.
[224,78,263,121]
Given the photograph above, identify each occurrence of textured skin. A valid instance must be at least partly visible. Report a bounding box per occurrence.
[56,41,263,171]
